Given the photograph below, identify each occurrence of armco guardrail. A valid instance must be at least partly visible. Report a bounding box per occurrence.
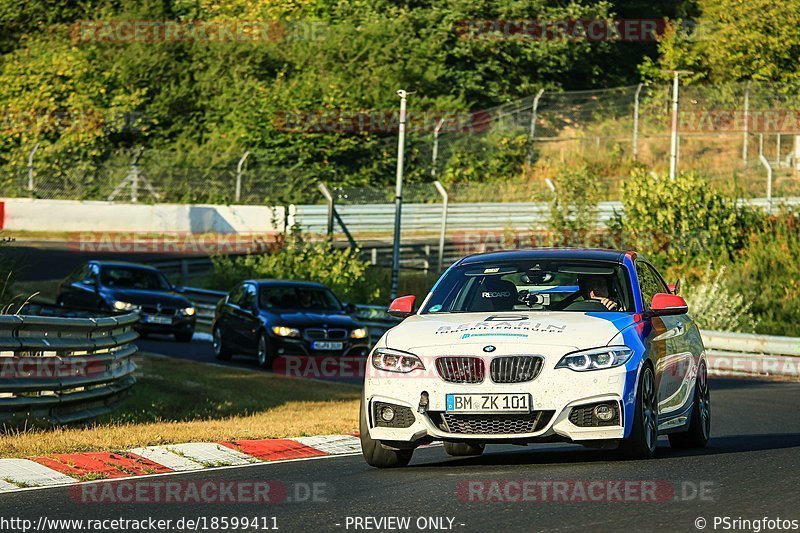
[289,197,796,235]
[701,329,800,378]
[181,287,226,326]
[0,313,139,425]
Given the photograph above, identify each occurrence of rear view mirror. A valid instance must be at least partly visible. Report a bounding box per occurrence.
[648,293,688,317]
[388,295,416,318]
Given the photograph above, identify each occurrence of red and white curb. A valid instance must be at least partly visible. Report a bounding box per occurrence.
[0,435,362,492]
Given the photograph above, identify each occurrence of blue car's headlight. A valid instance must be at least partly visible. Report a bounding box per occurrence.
[555,346,634,371]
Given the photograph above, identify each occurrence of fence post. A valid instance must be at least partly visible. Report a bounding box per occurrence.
[433,180,449,272]
[27,142,39,194]
[759,154,773,214]
[632,83,642,162]
[526,89,545,165]
[742,81,751,165]
[235,151,250,203]
[776,133,782,167]
[317,182,334,237]
[431,118,445,179]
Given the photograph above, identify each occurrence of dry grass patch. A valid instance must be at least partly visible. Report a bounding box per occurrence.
[0,354,360,458]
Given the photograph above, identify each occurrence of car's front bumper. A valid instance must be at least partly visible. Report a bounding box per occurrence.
[364,351,639,445]
[270,336,371,357]
[134,314,196,334]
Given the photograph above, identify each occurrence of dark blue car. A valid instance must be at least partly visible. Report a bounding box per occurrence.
[211,280,370,367]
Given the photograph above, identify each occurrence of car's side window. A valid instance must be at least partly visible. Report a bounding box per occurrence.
[241,284,258,309]
[228,284,245,306]
[636,261,663,309]
[83,264,100,284]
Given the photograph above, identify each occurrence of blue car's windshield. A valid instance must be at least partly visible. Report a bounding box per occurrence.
[421,260,634,314]
[100,267,172,291]
[260,286,343,311]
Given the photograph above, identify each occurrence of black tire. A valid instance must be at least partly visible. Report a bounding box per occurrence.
[212,326,232,361]
[174,331,193,343]
[620,364,658,459]
[443,441,485,457]
[359,397,413,468]
[256,332,276,369]
[669,361,711,449]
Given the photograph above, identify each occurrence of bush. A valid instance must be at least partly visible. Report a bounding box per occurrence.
[615,169,760,269]
[548,162,600,234]
[683,263,758,332]
[725,212,800,336]
[209,233,381,304]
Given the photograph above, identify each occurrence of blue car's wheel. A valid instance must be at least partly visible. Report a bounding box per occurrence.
[669,362,711,449]
[621,364,658,459]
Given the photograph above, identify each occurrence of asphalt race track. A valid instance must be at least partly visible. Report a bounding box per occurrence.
[0,346,798,533]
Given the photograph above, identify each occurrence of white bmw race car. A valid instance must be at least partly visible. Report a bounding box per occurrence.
[360,249,710,467]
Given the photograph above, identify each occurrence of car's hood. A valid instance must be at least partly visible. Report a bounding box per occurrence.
[267,310,360,329]
[385,311,638,353]
[101,288,191,308]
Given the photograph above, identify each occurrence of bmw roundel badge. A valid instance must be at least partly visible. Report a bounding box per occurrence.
[483,345,496,353]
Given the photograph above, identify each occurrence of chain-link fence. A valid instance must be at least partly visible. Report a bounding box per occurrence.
[3,81,799,205]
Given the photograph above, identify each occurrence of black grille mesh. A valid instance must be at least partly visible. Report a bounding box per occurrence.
[490,356,544,383]
[436,357,484,384]
[431,411,554,435]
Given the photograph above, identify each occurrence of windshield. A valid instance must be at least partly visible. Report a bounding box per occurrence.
[259,286,343,311]
[422,260,634,314]
[99,266,172,291]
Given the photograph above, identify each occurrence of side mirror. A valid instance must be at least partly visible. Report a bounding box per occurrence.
[173,285,186,293]
[648,293,688,317]
[667,280,681,295]
[344,303,357,314]
[388,295,416,318]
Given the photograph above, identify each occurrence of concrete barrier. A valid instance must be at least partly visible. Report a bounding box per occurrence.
[0,198,285,234]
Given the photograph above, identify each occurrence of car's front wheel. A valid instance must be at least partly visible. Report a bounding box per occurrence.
[359,397,413,468]
[443,442,485,457]
[256,332,276,369]
[212,326,231,361]
[669,361,711,449]
[620,364,658,459]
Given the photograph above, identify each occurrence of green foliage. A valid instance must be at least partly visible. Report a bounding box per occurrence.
[0,0,669,195]
[682,263,758,332]
[548,162,600,234]
[209,233,380,304]
[725,213,800,336]
[642,0,800,85]
[614,169,759,268]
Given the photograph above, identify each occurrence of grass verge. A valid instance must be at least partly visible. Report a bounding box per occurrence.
[0,354,361,458]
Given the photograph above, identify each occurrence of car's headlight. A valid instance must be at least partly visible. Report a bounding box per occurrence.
[350,328,368,339]
[371,348,425,373]
[180,307,196,316]
[555,346,634,371]
[272,326,301,338]
[112,300,139,312]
